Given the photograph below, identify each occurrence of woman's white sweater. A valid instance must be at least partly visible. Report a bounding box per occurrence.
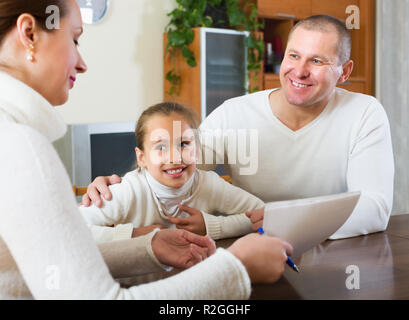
[0,71,251,299]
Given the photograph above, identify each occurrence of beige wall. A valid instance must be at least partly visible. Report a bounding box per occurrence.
[56,0,176,124]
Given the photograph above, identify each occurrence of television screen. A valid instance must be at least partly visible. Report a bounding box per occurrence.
[90,132,137,180]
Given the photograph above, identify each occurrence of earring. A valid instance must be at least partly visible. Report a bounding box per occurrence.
[26,43,35,62]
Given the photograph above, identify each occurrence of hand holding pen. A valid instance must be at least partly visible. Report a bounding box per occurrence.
[258,227,300,273]
[227,232,294,283]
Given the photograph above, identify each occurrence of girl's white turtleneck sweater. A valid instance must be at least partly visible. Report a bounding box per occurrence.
[0,71,251,299]
[145,169,198,217]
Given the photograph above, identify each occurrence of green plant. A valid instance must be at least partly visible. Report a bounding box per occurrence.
[165,0,265,96]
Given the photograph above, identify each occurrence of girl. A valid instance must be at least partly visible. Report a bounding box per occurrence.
[79,102,265,242]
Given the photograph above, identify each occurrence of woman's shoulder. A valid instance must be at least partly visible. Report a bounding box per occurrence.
[0,122,52,159]
[1,120,40,138]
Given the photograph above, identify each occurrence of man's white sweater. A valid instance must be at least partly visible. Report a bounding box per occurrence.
[0,71,251,299]
[200,88,395,239]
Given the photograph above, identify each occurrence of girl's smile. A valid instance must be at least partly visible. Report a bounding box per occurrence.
[163,165,188,178]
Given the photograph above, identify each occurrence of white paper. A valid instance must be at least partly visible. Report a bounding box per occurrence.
[263,191,361,258]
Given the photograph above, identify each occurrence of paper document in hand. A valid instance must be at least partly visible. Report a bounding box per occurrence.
[263,191,361,258]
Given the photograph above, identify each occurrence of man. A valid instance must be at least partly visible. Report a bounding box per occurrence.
[83,15,394,240]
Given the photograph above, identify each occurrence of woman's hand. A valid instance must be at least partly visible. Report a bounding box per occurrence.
[228,233,293,283]
[245,208,265,232]
[167,204,206,236]
[151,229,216,269]
[81,174,121,207]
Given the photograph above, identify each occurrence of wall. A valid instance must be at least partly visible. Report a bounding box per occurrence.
[376,0,409,215]
[56,0,176,124]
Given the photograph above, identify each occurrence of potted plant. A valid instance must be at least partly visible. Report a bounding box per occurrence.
[165,0,264,96]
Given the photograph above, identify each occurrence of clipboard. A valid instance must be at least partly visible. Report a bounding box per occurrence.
[263,191,361,258]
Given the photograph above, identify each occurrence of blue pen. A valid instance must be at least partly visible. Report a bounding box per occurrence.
[258,227,300,273]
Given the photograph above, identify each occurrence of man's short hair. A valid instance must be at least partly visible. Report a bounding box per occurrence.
[288,15,351,65]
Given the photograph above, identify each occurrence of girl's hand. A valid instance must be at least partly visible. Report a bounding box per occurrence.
[167,204,206,236]
[245,208,265,232]
[132,224,166,237]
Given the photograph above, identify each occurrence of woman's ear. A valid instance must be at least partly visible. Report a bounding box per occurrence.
[135,147,146,168]
[15,14,39,63]
[16,14,38,49]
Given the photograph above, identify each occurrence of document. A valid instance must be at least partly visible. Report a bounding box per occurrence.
[263,191,361,258]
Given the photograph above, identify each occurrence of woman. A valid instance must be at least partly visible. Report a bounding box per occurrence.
[0,0,292,299]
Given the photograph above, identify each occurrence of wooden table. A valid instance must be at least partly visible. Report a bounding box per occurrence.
[119,214,409,299]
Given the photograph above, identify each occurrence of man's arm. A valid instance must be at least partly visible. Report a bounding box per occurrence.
[330,99,394,239]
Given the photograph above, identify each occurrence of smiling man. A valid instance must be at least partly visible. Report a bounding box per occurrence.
[275,17,353,129]
[83,15,394,240]
[198,14,394,239]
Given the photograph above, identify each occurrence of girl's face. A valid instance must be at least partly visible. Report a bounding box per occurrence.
[136,113,198,188]
[30,0,87,105]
